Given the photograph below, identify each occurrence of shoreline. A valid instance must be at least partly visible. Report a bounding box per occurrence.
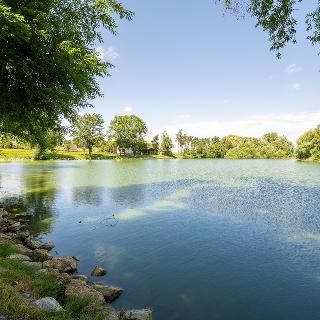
[0,206,152,320]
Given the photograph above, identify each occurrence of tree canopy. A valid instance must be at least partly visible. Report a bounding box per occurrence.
[108,115,148,154]
[296,125,320,161]
[221,0,320,58]
[71,113,105,159]
[0,0,132,140]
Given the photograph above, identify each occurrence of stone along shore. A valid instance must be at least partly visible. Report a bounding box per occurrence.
[0,206,152,320]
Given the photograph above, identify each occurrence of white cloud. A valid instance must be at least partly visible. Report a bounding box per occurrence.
[152,112,320,144]
[95,46,119,61]
[123,105,133,113]
[285,64,300,73]
[289,83,302,91]
[176,114,192,119]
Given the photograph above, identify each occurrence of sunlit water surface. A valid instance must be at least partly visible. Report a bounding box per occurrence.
[1,159,320,320]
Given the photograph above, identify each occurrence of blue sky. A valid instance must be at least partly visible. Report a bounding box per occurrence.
[91,0,320,142]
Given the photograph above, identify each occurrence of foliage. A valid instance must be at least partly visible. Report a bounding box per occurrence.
[160,131,174,154]
[177,131,293,159]
[296,125,320,161]
[108,115,148,155]
[151,135,160,154]
[220,0,320,58]
[0,0,132,141]
[71,114,105,159]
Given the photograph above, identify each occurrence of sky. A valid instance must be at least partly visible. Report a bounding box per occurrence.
[89,0,320,143]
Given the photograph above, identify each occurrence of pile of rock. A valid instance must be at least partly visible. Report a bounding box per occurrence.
[0,207,152,320]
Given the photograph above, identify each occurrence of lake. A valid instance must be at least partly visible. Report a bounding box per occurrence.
[1,159,320,320]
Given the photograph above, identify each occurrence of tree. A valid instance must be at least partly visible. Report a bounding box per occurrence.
[296,125,320,161]
[0,0,132,141]
[151,135,160,154]
[220,1,320,58]
[71,114,105,159]
[108,115,148,155]
[176,129,184,154]
[160,131,173,154]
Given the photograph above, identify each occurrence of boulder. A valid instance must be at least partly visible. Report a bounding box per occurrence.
[65,279,105,306]
[14,244,33,255]
[119,310,152,320]
[40,242,55,251]
[15,231,31,240]
[20,291,32,298]
[7,254,31,262]
[43,257,78,273]
[105,310,119,320]
[71,274,88,282]
[93,284,124,303]
[0,316,9,320]
[91,266,107,276]
[31,297,63,312]
[31,249,52,262]
[7,222,23,232]
[24,237,43,250]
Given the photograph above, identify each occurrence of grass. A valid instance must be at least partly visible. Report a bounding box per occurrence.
[0,239,114,319]
[0,148,175,160]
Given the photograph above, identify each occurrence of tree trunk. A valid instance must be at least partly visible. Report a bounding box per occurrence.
[88,146,92,160]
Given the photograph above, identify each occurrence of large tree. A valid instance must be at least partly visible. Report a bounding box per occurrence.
[220,1,320,58]
[0,0,132,140]
[296,125,320,161]
[160,131,174,154]
[71,113,105,159]
[108,115,148,155]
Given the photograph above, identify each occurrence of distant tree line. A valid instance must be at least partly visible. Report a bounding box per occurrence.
[0,113,319,162]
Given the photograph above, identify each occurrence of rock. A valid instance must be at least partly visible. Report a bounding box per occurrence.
[40,242,55,251]
[0,233,15,240]
[37,269,49,275]
[7,254,31,262]
[91,266,107,276]
[14,244,33,255]
[72,255,80,261]
[43,257,78,273]
[15,231,31,240]
[71,274,88,282]
[105,310,119,320]
[24,237,43,250]
[20,290,32,298]
[65,279,105,306]
[119,309,152,320]
[7,222,23,232]
[0,316,9,320]
[93,284,124,303]
[22,261,43,268]
[31,297,63,312]
[31,249,52,262]
[14,213,33,218]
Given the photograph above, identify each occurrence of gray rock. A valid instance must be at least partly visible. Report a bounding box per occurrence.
[43,257,78,273]
[37,269,49,274]
[15,231,31,240]
[119,309,152,320]
[93,284,124,303]
[31,249,52,262]
[91,266,107,276]
[65,279,105,306]
[22,261,43,268]
[7,222,22,232]
[31,297,63,312]
[105,310,119,320]
[40,242,55,251]
[0,316,9,320]
[20,291,32,298]
[71,274,88,282]
[24,237,43,250]
[14,244,33,255]
[7,254,31,261]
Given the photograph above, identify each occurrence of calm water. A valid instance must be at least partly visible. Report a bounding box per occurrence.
[1,159,320,319]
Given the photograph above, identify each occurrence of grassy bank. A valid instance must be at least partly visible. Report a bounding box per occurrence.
[0,149,174,160]
[0,239,112,320]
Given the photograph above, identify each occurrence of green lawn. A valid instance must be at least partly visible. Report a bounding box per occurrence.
[0,149,175,160]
